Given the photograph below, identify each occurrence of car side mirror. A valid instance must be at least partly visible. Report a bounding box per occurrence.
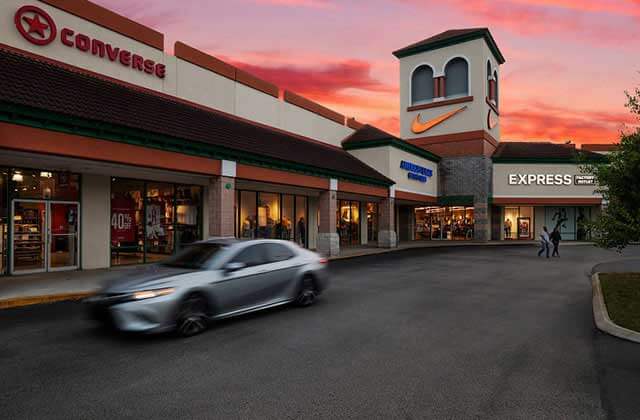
[224,262,246,273]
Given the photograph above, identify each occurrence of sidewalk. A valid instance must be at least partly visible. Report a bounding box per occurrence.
[1,240,594,308]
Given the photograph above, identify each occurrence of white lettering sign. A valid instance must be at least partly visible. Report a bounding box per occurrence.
[508,174,573,186]
[574,175,596,186]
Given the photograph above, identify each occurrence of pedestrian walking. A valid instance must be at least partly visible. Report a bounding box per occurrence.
[537,226,550,258]
[550,227,561,257]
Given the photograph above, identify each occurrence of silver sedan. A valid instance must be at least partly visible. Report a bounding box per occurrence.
[86,238,329,336]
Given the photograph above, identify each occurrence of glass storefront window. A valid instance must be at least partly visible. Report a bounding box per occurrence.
[503,206,532,240]
[504,207,518,240]
[236,190,309,247]
[257,193,280,239]
[545,207,577,241]
[295,196,307,247]
[0,170,7,275]
[239,191,257,239]
[176,185,202,249]
[367,202,378,243]
[415,206,474,240]
[111,179,144,265]
[111,179,202,266]
[517,207,533,239]
[281,195,294,241]
[146,183,175,262]
[337,200,360,246]
[576,207,591,241]
[11,169,79,201]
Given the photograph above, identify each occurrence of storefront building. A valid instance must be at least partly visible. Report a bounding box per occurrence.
[0,0,400,276]
[491,142,605,241]
[0,1,609,276]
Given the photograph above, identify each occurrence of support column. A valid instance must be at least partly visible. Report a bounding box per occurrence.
[378,194,397,248]
[473,199,490,242]
[360,201,368,245]
[317,183,339,256]
[208,161,236,238]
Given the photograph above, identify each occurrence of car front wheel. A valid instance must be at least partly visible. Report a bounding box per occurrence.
[294,277,317,307]
[176,294,209,337]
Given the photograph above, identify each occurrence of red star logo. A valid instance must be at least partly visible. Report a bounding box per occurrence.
[14,5,57,46]
[22,14,49,38]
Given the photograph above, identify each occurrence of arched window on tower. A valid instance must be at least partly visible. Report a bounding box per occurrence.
[444,57,468,98]
[487,61,492,99]
[493,70,499,109]
[411,65,434,105]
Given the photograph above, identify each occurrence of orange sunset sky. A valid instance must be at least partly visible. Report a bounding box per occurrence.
[95,0,640,145]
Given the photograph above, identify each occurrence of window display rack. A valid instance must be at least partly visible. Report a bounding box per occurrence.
[13,210,44,263]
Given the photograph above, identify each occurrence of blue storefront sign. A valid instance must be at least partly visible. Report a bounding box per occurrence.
[400,160,433,183]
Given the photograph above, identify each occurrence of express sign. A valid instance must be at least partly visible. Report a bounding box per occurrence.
[508,174,595,186]
[14,5,166,78]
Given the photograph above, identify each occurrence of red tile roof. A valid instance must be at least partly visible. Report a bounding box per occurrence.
[342,124,399,145]
[393,28,505,64]
[493,142,605,161]
[581,144,618,152]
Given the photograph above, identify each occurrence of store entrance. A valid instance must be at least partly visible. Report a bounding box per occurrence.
[11,200,79,274]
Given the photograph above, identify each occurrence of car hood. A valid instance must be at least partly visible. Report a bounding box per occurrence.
[101,264,198,293]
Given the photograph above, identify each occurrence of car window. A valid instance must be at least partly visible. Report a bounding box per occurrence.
[231,244,268,267]
[162,243,225,269]
[265,243,295,263]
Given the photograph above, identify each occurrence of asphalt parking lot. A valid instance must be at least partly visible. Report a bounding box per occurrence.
[2,245,640,419]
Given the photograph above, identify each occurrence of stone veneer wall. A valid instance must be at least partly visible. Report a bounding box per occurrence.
[438,156,493,241]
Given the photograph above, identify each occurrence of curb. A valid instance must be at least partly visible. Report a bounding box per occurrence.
[0,292,94,310]
[592,272,640,344]
[328,240,578,261]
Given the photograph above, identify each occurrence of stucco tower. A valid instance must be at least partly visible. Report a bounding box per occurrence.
[393,28,505,241]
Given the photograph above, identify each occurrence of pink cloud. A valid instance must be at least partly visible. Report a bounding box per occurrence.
[228,59,395,96]
[501,101,636,144]
[252,0,336,9]
[369,116,400,136]
[508,0,640,17]
[401,0,640,45]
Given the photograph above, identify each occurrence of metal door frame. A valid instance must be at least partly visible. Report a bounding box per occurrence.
[10,199,80,274]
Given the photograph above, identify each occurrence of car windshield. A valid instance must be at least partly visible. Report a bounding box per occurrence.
[161,243,225,269]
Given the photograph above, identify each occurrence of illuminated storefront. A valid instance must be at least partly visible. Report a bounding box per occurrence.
[502,206,534,240]
[367,202,379,243]
[337,200,361,246]
[491,143,604,241]
[415,206,474,240]
[236,190,309,247]
[110,178,203,266]
[0,168,80,275]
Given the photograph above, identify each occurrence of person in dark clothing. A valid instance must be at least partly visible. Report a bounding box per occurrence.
[538,226,550,258]
[550,227,561,257]
[297,217,306,247]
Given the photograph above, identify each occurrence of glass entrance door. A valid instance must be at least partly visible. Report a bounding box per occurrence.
[48,202,79,271]
[11,200,47,274]
[11,200,79,274]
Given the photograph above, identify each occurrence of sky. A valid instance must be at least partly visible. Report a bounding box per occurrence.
[95,0,640,145]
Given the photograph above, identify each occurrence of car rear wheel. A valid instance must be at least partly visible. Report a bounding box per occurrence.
[176,294,209,337]
[295,277,317,307]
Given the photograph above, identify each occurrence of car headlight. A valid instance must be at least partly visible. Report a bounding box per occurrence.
[132,288,175,300]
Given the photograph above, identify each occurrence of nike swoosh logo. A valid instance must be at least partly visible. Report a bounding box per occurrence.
[411,105,467,134]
